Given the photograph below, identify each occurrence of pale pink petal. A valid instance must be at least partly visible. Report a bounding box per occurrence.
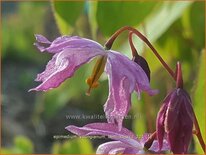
[34,35,104,53]
[29,48,105,91]
[149,139,170,152]
[96,141,127,154]
[65,123,141,148]
[104,51,158,129]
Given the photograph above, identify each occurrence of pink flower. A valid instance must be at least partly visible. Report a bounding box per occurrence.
[66,122,170,154]
[30,35,158,129]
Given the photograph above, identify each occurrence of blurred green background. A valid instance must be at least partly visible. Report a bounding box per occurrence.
[1,1,205,154]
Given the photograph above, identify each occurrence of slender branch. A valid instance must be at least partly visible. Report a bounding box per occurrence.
[105,26,175,80]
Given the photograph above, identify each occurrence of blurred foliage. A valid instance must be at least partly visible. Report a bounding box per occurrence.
[193,51,205,154]
[1,136,34,154]
[52,139,94,154]
[2,1,205,154]
[96,1,157,36]
[2,2,50,64]
[51,1,84,34]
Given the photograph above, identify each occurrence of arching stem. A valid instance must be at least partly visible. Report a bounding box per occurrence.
[128,31,138,57]
[105,26,175,80]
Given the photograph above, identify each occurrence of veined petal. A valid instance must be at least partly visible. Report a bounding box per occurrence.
[104,51,158,129]
[29,48,105,91]
[65,123,141,148]
[104,76,131,130]
[34,35,104,53]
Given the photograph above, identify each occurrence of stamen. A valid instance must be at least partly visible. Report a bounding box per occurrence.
[86,55,107,96]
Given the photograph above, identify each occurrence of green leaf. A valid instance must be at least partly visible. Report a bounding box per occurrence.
[120,1,193,56]
[193,50,205,154]
[52,1,84,34]
[190,2,205,49]
[13,136,34,154]
[96,1,157,36]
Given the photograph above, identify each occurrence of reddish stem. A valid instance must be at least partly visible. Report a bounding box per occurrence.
[193,110,206,153]
[128,31,138,57]
[105,26,175,80]
[144,131,157,149]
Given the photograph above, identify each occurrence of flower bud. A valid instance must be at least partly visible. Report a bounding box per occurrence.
[133,55,150,81]
[156,88,194,154]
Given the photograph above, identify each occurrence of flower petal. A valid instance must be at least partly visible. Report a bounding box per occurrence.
[34,35,104,53]
[29,48,105,91]
[104,76,131,130]
[35,34,51,44]
[96,141,127,154]
[164,89,182,133]
[65,123,140,148]
[149,139,170,153]
[105,51,158,129]
[156,92,172,150]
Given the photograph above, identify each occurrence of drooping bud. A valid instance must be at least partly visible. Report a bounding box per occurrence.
[156,88,194,154]
[128,31,151,81]
[133,55,151,81]
[86,55,107,96]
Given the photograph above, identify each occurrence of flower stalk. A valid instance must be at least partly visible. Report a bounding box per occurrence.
[105,26,175,80]
[128,31,138,57]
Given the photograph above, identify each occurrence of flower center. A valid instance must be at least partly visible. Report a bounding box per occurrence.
[86,55,107,96]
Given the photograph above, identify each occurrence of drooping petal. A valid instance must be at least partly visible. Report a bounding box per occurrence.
[65,123,141,148]
[34,35,104,53]
[29,48,105,91]
[104,51,158,129]
[96,141,127,154]
[104,76,131,130]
